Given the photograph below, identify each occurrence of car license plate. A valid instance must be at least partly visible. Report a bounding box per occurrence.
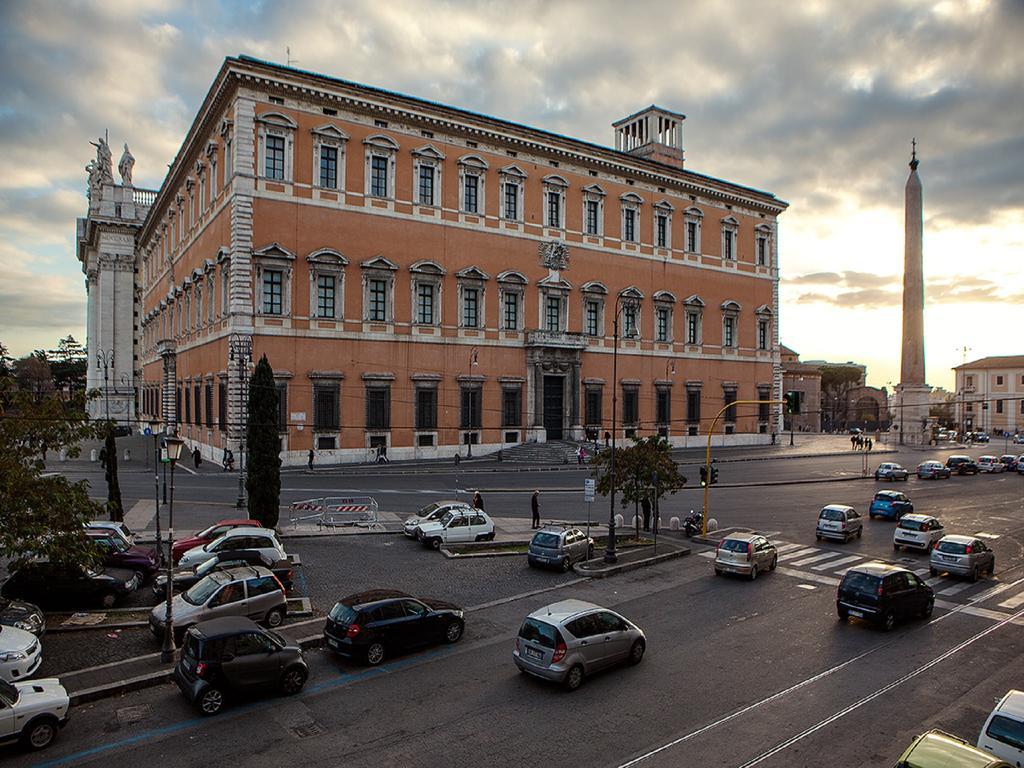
[942,554,955,562]
[328,638,339,649]
[525,646,543,661]
[849,610,864,619]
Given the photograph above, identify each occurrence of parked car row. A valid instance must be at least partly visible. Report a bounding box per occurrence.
[402,502,496,549]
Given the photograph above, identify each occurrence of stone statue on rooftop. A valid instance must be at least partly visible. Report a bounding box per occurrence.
[118,143,135,186]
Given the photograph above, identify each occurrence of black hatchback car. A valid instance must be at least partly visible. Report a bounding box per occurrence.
[323,590,465,666]
[837,562,934,631]
[0,561,138,609]
[945,455,980,475]
[174,616,308,716]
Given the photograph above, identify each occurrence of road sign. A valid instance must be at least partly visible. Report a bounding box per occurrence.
[143,427,152,436]
[584,478,596,503]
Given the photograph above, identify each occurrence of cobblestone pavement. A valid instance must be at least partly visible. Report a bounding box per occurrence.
[37,626,156,678]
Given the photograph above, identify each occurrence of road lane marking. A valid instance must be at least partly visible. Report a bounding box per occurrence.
[937,582,973,596]
[812,555,860,571]
[998,592,1024,610]
[778,547,819,562]
[777,568,839,587]
[790,552,846,567]
[774,543,804,554]
[697,551,716,559]
[735,605,1024,767]
[975,532,1001,539]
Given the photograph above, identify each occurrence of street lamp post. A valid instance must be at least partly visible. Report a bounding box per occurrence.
[160,433,185,663]
[604,293,638,565]
[229,334,252,509]
[96,350,114,423]
[149,420,163,567]
[467,347,479,458]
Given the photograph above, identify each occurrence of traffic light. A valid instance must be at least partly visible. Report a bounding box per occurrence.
[785,391,801,414]
[699,465,708,486]
[711,465,719,485]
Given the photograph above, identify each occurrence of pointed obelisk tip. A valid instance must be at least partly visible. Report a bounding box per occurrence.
[909,137,919,171]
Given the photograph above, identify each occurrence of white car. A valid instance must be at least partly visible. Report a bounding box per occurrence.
[177,527,286,570]
[978,456,1005,473]
[403,501,472,538]
[893,514,945,553]
[874,462,909,481]
[0,625,41,683]
[86,520,135,546]
[0,677,70,751]
[417,509,495,550]
[815,504,862,543]
[978,689,1024,764]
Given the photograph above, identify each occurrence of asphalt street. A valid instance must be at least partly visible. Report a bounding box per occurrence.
[6,446,1023,767]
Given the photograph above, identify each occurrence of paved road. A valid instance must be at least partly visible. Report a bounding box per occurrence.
[5,466,1022,767]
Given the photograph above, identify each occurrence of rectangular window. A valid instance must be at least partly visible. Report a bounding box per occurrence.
[368,278,387,322]
[205,384,213,428]
[996,375,1004,385]
[545,295,561,332]
[547,191,561,228]
[996,399,1003,414]
[319,145,337,189]
[656,307,669,342]
[276,382,288,432]
[503,292,519,331]
[194,384,202,426]
[184,386,191,424]
[585,200,599,235]
[317,275,336,319]
[464,174,479,213]
[723,231,734,259]
[502,388,522,427]
[624,209,636,242]
[585,300,600,336]
[462,287,479,328]
[460,387,482,429]
[656,215,667,248]
[966,375,974,386]
[416,283,435,324]
[218,381,226,430]
[687,389,701,424]
[656,389,671,424]
[418,165,435,205]
[415,388,437,430]
[585,389,602,425]
[757,237,767,265]
[262,270,283,315]
[176,387,181,424]
[686,312,699,344]
[687,221,698,252]
[366,386,391,430]
[504,182,518,220]
[624,304,638,337]
[371,155,388,197]
[313,383,340,430]
[622,388,639,425]
[758,387,770,421]
[724,317,735,348]
[265,134,285,180]
[758,319,768,350]
[724,389,737,422]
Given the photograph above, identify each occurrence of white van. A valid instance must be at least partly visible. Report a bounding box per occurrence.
[978,689,1024,765]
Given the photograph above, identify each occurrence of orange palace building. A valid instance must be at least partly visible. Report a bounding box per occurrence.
[133,56,788,465]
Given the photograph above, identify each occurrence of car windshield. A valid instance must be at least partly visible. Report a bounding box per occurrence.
[820,508,844,521]
[720,539,750,552]
[841,572,880,594]
[183,576,222,605]
[532,533,560,548]
[329,603,358,624]
[0,678,18,705]
[438,511,456,526]
[417,503,440,518]
[104,537,131,553]
[873,493,892,502]
[899,519,927,532]
[519,618,558,649]
[937,541,968,555]
[196,524,221,539]
[195,559,218,577]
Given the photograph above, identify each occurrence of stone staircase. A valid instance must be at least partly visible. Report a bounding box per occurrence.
[499,439,596,465]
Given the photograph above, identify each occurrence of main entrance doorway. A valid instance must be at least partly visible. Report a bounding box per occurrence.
[543,375,564,440]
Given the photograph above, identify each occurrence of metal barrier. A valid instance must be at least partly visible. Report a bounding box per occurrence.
[288,496,382,530]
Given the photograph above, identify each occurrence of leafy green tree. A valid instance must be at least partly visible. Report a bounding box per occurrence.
[0,380,103,569]
[0,341,12,379]
[49,335,87,393]
[103,426,124,521]
[12,351,54,399]
[591,436,687,536]
[246,354,281,528]
[819,364,863,432]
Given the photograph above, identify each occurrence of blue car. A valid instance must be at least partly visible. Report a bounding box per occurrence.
[868,490,913,520]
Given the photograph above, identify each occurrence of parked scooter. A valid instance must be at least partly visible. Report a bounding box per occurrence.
[683,510,703,537]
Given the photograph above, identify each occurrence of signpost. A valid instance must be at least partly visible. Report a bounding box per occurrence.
[584,478,595,540]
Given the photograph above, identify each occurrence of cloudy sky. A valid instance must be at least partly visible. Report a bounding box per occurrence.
[2,0,1022,389]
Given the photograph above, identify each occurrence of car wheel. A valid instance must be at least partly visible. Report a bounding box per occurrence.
[930,567,938,577]
[484,532,496,541]
[527,559,536,569]
[560,557,571,573]
[444,621,464,644]
[628,639,645,666]
[198,687,225,716]
[587,545,594,559]
[749,565,758,581]
[902,475,909,482]
[100,592,117,609]
[770,556,778,571]
[882,610,896,632]
[873,473,880,481]
[970,566,979,583]
[869,514,875,520]
[815,534,822,542]
[856,528,863,539]
[264,607,285,628]
[893,543,901,551]
[21,716,58,751]
[922,600,934,619]
[429,538,442,551]
[280,666,307,695]
[989,560,996,576]
[365,641,386,666]
[837,606,849,622]
[563,664,584,691]
[714,568,723,576]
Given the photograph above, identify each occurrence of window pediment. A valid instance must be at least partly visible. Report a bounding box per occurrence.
[458,154,488,170]
[684,206,704,219]
[500,163,527,178]
[307,248,348,267]
[253,243,295,261]
[543,174,569,187]
[619,286,644,299]
[363,134,399,151]
[653,290,677,303]
[412,144,445,161]
[620,192,643,205]
[496,270,528,285]
[720,299,741,312]
[538,275,572,291]
[654,199,674,211]
[205,140,218,160]
[219,119,234,137]
[456,265,489,281]
[216,246,231,263]
[582,183,606,197]
[684,294,705,307]
[191,268,204,282]
[256,111,298,129]
[581,281,608,295]
[311,124,349,142]
[361,255,398,271]
[755,304,773,316]
[755,223,773,233]
[203,259,216,273]
[721,215,739,227]
[410,259,445,275]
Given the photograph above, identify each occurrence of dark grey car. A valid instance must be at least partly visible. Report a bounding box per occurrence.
[930,535,995,582]
[527,527,594,571]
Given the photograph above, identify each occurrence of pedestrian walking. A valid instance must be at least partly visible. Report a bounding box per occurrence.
[531,490,540,529]
[866,438,873,451]
[472,491,485,511]
[604,431,610,449]
[307,448,314,471]
[850,435,857,450]
[577,445,585,465]
[192,447,202,469]
[641,497,652,532]
[770,431,776,445]
[223,448,234,471]
[98,446,107,469]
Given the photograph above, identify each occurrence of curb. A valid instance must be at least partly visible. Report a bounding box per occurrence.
[48,621,150,634]
[476,474,877,494]
[575,546,690,578]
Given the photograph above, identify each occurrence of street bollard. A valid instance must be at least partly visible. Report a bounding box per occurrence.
[707,518,719,532]
[90,449,97,462]
[123,449,131,462]
[670,516,680,531]
[59,449,67,462]
[614,513,624,527]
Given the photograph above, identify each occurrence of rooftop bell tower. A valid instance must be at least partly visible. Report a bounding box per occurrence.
[613,105,686,169]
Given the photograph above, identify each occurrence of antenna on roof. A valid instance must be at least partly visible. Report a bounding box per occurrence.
[286,46,298,67]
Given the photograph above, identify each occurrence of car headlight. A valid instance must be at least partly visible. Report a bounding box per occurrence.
[13,620,37,632]
[0,650,26,662]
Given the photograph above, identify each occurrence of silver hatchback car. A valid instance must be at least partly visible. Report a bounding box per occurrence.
[527,526,595,571]
[714,533,778,580]
[816,504,863,543]
[930,535,996,582]
[513,599,645,691]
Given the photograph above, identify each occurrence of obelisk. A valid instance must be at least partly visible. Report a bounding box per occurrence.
[895,140,931,445]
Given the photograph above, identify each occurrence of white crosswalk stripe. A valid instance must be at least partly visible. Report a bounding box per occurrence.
[791,551,846,568]
[774,543,804,554]
[778,547,820,562]
[813,555,860,571]
[937,581,973,596]
[998,592,1024,611]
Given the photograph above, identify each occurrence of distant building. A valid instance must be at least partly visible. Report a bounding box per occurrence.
[783,350,890,433]
[953,356,1024,436]
[780,345,821,432]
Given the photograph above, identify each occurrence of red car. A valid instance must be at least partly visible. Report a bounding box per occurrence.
[171,519,261,564]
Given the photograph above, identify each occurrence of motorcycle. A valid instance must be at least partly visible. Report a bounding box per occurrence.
[683,510,703,537]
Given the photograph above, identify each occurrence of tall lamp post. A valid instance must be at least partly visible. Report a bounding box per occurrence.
[149,420,163,566]
[467,347,479,458]
[160,433,185,663]
[96,350,114,423]
[604,293,638,564]
[229,334,252,509]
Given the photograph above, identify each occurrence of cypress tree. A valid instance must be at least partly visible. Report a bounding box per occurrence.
[246,354,281,528]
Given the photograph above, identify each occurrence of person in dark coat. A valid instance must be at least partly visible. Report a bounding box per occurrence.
[472,491,485,511]
[531,490,540,529]
[641,497,652,532]
[98,446,107,469]
[192,447,202,469]
[308,449,315,470]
